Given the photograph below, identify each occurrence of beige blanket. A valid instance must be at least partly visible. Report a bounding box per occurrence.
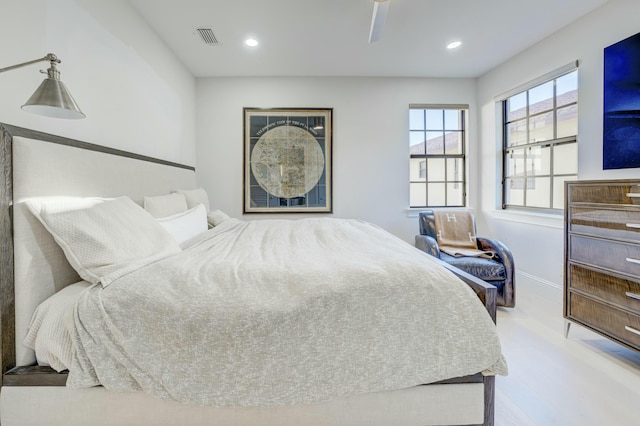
[434,211,495,258]
[68,218,507,406]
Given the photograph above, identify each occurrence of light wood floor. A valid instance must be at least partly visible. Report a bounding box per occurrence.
[494,282,640,426]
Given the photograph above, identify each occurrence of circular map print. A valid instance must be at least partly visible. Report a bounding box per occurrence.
[251,125,324,199]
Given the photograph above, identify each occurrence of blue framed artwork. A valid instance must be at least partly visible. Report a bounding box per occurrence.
[604,32,640,169]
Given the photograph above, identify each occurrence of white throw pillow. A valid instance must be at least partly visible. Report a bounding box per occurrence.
[207,209,231,227]
[176,188,211,212]
[144,192,188,218]
[27,196,181,286]
[157,204,208,244]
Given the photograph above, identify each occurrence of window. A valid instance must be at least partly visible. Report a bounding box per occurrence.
[409,106,467,208]
[501,68,578,211]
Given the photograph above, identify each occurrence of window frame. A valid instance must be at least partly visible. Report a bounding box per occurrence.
[409,105,468,208]
[499,65,578,213]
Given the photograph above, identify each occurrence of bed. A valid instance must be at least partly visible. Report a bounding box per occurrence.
[0,123,506,426]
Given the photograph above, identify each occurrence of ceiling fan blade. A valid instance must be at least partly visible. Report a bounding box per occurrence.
[369,0,390,43]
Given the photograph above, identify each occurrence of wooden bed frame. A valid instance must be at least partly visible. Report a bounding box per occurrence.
[0,123,498,426]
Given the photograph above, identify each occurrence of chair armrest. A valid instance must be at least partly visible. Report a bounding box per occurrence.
[477,238,513,272]
[477,237,516,306]
[415,234,441,258]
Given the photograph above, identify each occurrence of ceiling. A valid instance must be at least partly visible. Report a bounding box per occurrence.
[130,0,609,79]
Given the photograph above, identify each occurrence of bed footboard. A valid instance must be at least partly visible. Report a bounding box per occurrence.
[434,257,498,426]
[436,257,498,323]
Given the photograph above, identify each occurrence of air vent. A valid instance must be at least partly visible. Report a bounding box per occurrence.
[196,28,219,45]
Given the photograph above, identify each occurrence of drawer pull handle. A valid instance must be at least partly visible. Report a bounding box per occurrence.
[625,326,640,337]
[626,257,640,265]
[627,193,640,198]
[627,292,640,301]
[627,223,640,229]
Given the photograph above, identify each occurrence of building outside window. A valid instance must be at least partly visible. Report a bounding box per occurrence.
[501,67,578,211]
[418,160,426,179]
[409,105,467,208]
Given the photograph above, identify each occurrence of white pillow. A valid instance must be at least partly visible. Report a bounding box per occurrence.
[144,192,188,218]
[23,281,92,372]
[207,209,231,227]
[157,204,208,244]
[176,187,211,212]
[27,196,181,286]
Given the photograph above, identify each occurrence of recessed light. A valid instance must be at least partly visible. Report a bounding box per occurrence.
[447,41,462,50]
[245,38,258,47]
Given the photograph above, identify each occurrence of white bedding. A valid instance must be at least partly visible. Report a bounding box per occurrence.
[64,217,506,407]
[23,281,92,371]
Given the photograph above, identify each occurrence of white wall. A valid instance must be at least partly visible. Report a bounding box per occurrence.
[0,0,196,165]
[195,77,476,242]
[477,0,640,289]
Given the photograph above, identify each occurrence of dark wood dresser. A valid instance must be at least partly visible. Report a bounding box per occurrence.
[564,179,640,352]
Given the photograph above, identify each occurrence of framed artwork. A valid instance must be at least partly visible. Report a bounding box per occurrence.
[243,107,333,213]
[603,31,640,169]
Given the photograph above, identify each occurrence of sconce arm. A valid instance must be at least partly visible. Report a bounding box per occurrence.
[0,53,60,74]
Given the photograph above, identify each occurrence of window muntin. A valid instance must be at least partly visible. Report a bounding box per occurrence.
[502,69,578,211]
[410,107,466,208]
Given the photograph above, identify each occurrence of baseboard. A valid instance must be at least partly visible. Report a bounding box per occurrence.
[516,271,562,302]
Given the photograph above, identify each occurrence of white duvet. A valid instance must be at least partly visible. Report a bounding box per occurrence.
[67,218,507,406]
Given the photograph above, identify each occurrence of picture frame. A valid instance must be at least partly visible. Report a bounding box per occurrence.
[243,107,333,213]
[603,31,640,169]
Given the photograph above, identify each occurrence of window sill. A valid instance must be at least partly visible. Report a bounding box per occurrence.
[405,207,474,218]
[407,207,562,228]
[488,209,563,229]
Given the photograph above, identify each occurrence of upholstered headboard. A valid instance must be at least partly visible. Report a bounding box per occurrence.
[0,124,197,373]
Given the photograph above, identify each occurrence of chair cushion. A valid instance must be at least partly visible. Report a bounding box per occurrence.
[440,253,506,283]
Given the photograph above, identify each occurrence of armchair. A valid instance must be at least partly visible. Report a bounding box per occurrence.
[415,210,515,308]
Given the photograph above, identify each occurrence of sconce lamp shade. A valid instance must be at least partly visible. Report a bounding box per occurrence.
[0,53,85,119]
[22,77,85,119]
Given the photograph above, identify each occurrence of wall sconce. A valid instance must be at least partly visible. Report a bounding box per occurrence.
[0,53,85,119]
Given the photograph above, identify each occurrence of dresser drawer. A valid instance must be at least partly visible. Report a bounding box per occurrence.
[569,235,640,277]
[569,293,640,349]
[569,207,640,241]
[568,264,640,314]
[568,182,640,204]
